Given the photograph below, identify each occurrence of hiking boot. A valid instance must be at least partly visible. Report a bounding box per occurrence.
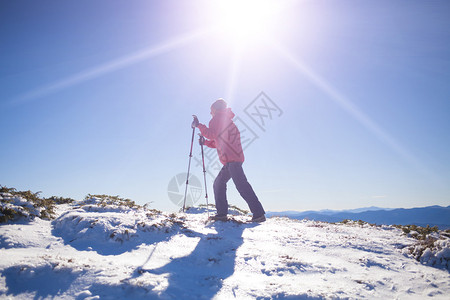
[209,214,227,221]
[250,215,266,223]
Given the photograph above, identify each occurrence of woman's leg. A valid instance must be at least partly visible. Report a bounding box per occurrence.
[228,162,265,217]
[213,164,232,215]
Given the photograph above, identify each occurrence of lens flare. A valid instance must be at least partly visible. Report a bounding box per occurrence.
[214,0,282,45]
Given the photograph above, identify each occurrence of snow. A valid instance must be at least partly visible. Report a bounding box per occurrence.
[1,200,449,299]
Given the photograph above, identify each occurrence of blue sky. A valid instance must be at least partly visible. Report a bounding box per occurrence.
[1,0,449,212]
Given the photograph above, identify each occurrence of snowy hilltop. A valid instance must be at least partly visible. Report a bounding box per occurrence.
[1,189,449,299]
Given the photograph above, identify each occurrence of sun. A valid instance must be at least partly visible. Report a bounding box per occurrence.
[213,0,283,46]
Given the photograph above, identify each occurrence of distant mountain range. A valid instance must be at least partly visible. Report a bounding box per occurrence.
[267,205,450,229]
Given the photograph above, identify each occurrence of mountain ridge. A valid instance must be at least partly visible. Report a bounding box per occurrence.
[267,205,450,229]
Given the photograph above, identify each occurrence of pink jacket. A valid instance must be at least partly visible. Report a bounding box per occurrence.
[198,108,245,165]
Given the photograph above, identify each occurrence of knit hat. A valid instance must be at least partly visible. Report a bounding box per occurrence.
[211,99,227,111]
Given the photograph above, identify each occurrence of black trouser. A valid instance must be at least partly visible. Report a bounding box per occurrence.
[213,162,265,216]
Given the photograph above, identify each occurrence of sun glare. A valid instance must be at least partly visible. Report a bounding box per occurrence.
[215,0,282,45]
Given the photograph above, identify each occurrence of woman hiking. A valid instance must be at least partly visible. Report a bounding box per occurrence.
[193,99,266,222]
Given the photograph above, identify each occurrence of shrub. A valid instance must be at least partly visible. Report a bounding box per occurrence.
[83,194,140,209]
[394,223,449,270]
[0,207,18,223]
[228,204,249,215]
[0,185,79,222]
[47,196,75,205]
[394,224,439,240]
[1,185,55,222]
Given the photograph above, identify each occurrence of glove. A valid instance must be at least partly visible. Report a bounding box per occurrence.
[199,135,205,146]
[191,115,199,128]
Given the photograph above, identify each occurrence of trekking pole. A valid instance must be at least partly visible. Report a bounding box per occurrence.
[199,134,210,219]
[182,115,197,212]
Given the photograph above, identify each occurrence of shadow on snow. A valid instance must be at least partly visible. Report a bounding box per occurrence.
[139,221,251,299]
[90,221,257,299]
[0,264,84,300]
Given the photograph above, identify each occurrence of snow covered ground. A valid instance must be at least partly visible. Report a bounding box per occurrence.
[1,196,449,299]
